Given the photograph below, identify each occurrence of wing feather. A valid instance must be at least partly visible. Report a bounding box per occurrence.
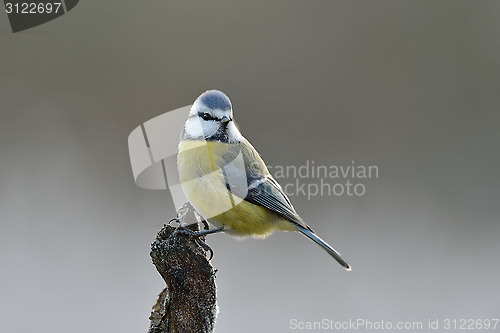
[220,140,308,229]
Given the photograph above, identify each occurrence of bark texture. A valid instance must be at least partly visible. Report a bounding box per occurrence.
[148,203,217,333]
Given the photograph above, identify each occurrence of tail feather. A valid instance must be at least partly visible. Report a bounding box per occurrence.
[297,225,351,271]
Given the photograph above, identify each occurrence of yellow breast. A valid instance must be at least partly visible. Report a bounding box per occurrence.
[177,140,295,238]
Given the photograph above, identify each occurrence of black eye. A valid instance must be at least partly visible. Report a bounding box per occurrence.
[201,113,213,121]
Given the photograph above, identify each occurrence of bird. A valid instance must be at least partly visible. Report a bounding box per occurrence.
[177,90,350,270]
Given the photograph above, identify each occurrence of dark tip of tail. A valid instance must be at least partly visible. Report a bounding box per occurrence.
[296,225,352,271]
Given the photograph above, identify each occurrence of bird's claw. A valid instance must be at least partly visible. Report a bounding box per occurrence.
[167,218,181,226]
[172,226,224,260]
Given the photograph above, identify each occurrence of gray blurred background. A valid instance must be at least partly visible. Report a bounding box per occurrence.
[1,1,499,332]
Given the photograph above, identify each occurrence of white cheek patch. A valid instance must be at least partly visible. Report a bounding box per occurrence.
[184,117,204,139]
[184,117,219,140]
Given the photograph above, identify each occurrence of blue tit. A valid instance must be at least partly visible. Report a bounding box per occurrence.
[177,90,350,270]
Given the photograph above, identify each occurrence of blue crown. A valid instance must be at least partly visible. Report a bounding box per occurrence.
[199,90,232,111]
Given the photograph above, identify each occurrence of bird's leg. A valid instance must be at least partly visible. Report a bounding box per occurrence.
[167,217,181,226]
[173,226,225,261]
[194,219,215,258]
[201,219,210,231]
[174,226,225,238]
[195,238,214,261]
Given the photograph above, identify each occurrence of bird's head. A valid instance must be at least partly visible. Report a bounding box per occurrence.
[182,90,243,143]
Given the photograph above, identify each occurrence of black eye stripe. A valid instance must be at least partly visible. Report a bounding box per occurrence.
[199,112,220,121]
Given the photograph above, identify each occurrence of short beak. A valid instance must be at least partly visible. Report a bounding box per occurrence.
[220,116,231,125]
